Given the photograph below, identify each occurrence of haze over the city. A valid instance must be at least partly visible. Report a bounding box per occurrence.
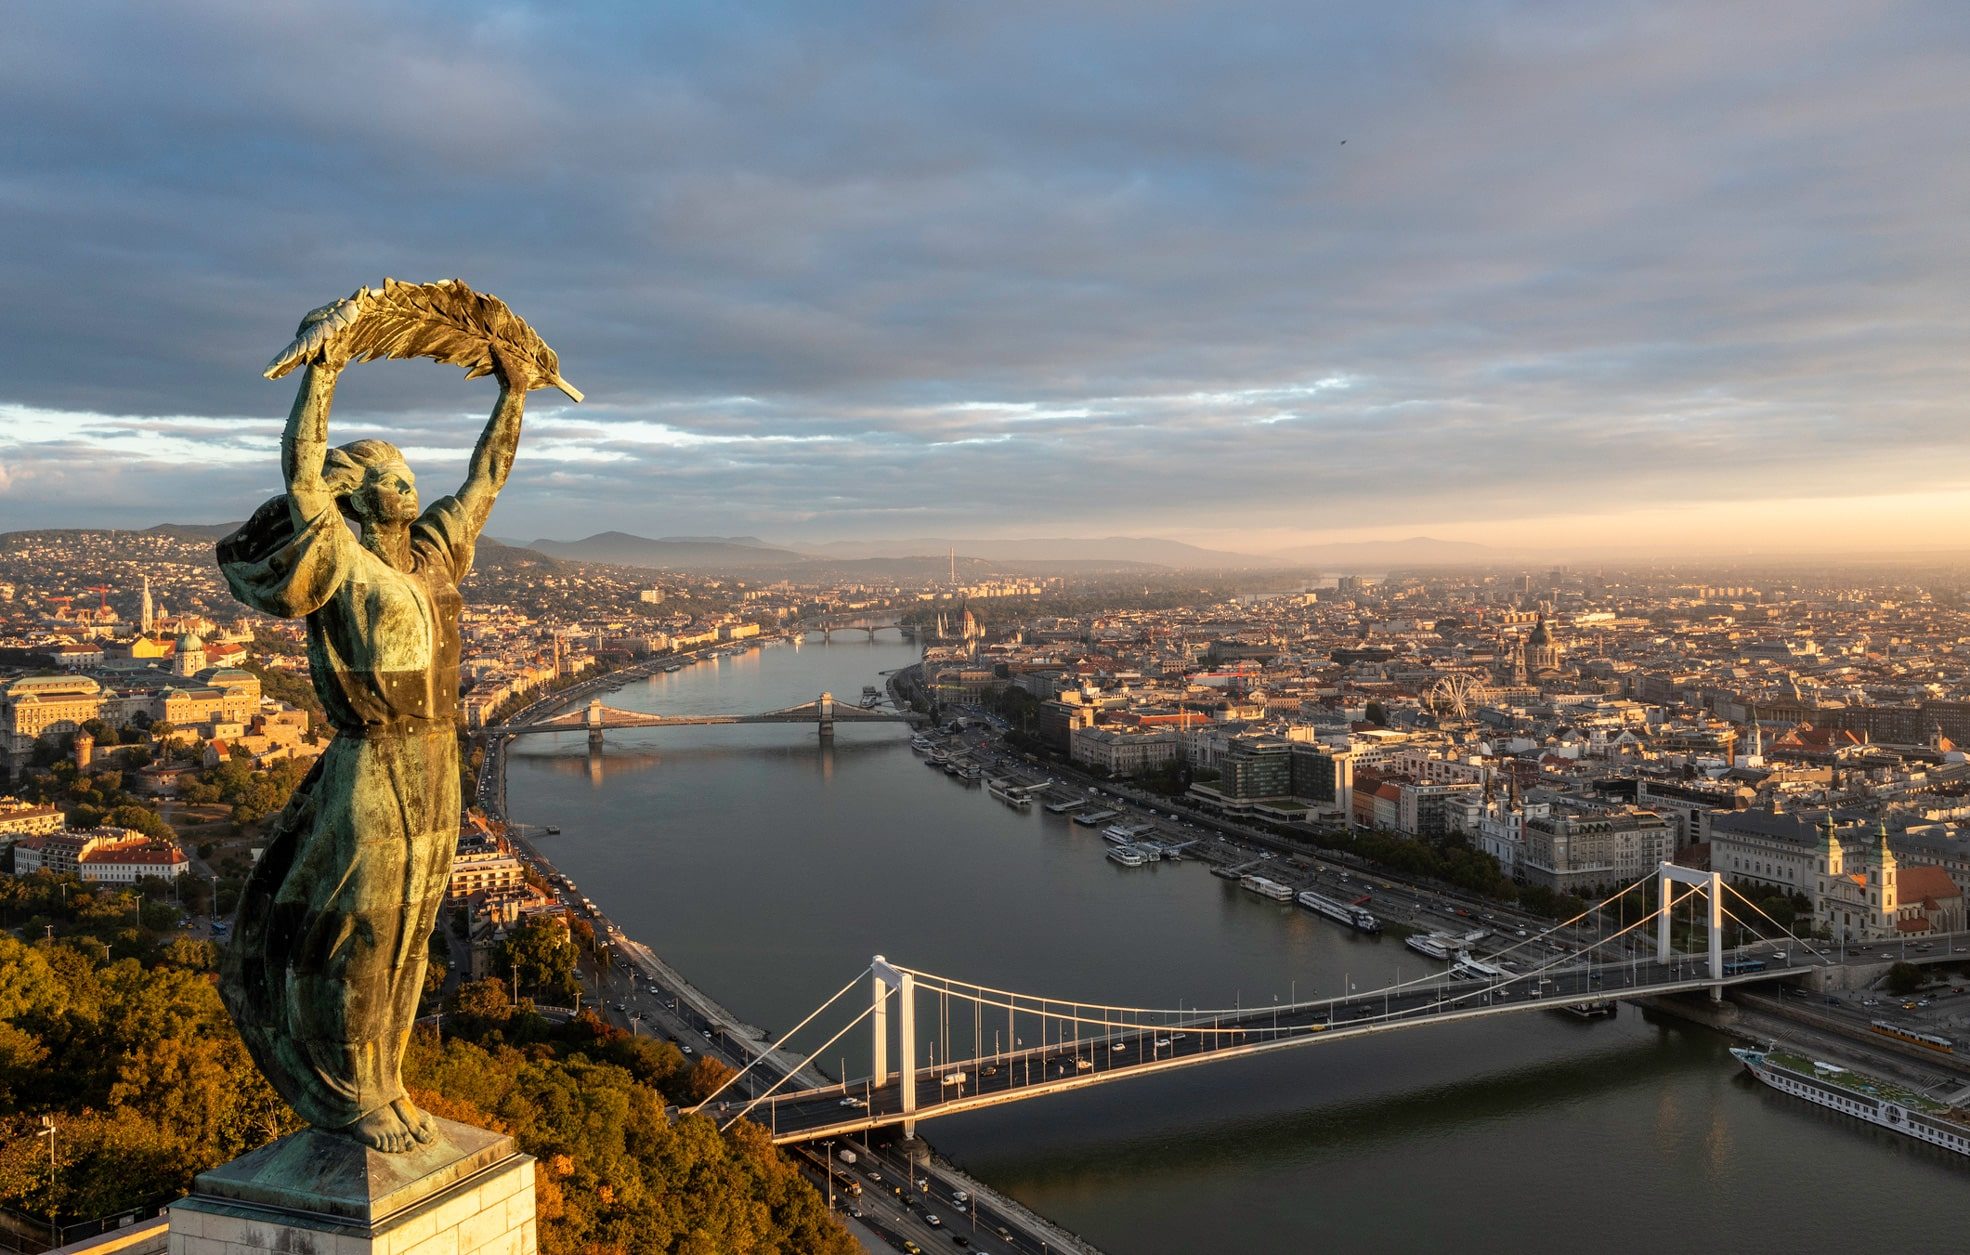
[3,2,1966,557]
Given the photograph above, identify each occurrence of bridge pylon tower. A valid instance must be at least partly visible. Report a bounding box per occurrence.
[817,691,835,739]
[1656,863,1725,1001]
[871,957,917,1136]
[585,698,606,750]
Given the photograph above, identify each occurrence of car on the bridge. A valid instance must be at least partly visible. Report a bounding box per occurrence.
[925,1214,942,1228]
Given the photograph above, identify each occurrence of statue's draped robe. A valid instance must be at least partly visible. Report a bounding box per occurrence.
[216,495,473,1129]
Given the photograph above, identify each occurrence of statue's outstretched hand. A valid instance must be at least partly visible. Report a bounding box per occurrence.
[290,298,356,372]
[491,343,537,393]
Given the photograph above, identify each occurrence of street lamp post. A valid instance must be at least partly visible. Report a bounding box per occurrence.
[37,1116,56,1246]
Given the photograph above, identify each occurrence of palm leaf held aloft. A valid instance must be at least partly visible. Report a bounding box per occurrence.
[263,278,582,401]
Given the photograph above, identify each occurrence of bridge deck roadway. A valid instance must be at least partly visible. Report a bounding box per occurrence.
[486,708,924,735]
[744,955,1815,1143]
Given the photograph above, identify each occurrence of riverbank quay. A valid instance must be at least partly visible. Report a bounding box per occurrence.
[477,653,1109,1255]
[955,730,1616,956]
[1639,992,1970,1100]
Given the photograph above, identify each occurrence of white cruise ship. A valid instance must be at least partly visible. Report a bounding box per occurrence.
[1732,1046,1970,1157]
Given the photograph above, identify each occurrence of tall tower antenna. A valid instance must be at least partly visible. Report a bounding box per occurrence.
[949,545,956,585]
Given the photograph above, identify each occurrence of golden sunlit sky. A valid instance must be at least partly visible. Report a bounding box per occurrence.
[3,3,1966,559]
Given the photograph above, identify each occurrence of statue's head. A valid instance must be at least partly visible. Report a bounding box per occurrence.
[323,439,419,527]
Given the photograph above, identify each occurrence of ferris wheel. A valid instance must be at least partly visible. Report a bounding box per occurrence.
[1425,674,1490,719]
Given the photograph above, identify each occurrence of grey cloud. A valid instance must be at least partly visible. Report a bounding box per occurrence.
[2,1,1967,544]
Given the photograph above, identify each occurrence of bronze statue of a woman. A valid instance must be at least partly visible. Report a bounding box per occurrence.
[216,280,578,1152]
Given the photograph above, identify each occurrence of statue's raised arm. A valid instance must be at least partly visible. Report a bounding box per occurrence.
[454,345,535,535]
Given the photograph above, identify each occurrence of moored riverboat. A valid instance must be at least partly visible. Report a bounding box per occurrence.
[1297,889,1384,934]
[1731,1046,1970,1156]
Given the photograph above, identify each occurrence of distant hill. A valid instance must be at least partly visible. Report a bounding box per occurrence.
[131,523,559,572]
[1269,536,1501,569]
[145,522,241,541]
[525,531,806,570]
[789,535,1274,568]
[474,536,562,573]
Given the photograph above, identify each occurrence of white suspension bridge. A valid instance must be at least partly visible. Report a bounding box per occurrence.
[688,864,1837,1143]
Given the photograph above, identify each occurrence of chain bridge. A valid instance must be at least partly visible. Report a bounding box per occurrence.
[483,692,928,745]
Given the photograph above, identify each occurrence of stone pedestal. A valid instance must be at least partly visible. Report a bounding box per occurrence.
[167,1116,534,1254]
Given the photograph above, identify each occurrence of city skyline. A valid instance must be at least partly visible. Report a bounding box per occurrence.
[5,3,1968,552]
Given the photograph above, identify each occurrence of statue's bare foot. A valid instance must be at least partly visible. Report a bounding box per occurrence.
[391,1096,437,1145]
[341,1105,415,1153]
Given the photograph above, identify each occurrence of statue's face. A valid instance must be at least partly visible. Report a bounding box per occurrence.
[354,461,419,525]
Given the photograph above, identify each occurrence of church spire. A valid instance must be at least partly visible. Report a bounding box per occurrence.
[1878,819,1898,913]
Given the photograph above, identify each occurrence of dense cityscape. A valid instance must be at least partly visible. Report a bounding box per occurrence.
[7,521,1970,1250]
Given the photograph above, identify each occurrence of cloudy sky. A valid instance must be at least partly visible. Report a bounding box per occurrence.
[3,2,1966,554]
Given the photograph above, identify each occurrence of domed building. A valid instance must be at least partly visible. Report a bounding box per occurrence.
[1524,614,1563,678]
[172,630,207,677]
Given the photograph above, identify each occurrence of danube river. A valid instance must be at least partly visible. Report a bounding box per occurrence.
[507,638,1962,1253]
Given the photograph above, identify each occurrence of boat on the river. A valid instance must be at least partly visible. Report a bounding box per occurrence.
[1107,846,1149,867]
[1241,874,1295,901]
[1731,1046,1970,1156]
[987,779,1033,808]
[1450,951,1511,982]
[1405,932,1455,960]
[1074,809,1120,827]
[1297,889,1383,934]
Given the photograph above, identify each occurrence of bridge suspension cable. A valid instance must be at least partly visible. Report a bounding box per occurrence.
[688,964,872,1114]
[892,868,1666,1025]
[718,996,885,1134]
[888,876,1704,1057]
[1718,880,1830,962]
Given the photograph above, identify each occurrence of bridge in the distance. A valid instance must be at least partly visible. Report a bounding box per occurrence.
[794,614,914,641]
[686,865,1853,1142]
[482,692,928,745]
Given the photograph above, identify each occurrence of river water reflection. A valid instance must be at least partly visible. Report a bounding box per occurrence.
[507,638,1963,1253]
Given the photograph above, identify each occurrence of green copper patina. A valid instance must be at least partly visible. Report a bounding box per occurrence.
[216,282,575,1153]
